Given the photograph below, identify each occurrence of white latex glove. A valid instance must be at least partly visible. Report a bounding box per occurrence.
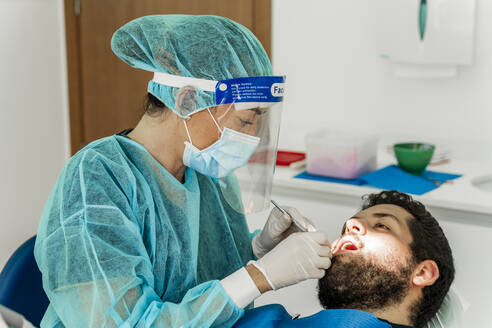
[250,232,332,290]
[252,206,315,259]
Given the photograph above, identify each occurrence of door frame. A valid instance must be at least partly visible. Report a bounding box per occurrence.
[63,0,272,154]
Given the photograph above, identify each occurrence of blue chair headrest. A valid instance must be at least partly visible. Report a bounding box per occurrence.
[0,236,50,327]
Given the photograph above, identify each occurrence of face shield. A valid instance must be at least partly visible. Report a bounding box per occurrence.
[215,85,284,214]
[215,76,285,214]
[152,73,285,214]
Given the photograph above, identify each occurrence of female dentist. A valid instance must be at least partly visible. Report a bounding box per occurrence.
[34,15,332,328]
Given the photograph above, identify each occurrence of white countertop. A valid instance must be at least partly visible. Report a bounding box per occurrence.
[272,159,492,216]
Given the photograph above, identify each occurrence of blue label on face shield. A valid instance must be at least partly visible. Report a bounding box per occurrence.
[215,76,285,105]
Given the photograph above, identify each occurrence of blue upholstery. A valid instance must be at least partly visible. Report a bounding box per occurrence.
[234,304,392,328]
[0,236,49,327]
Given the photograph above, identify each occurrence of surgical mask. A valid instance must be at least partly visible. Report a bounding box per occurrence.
[182,109,260,178]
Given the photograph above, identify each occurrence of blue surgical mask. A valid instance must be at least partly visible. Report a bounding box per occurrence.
[182,109,260,178]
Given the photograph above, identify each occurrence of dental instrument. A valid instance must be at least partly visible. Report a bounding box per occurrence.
[270,199,316,232]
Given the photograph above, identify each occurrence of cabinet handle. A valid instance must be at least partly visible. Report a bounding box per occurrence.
[419,0,427,40]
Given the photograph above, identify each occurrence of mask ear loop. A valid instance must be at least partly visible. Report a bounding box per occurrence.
[183,120,193,144]
[207,108,223,134]
[217,103,234,122]
[183,108,222,145]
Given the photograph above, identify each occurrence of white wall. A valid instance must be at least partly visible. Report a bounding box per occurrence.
[273,0,492,154]
[0,0,69,268]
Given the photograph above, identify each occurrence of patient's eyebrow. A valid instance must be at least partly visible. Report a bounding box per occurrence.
[372,212,402,226]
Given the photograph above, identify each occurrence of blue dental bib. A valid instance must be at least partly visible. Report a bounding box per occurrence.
[234,304,391,328]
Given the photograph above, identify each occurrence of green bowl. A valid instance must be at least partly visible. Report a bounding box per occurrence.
[393,143,435,175]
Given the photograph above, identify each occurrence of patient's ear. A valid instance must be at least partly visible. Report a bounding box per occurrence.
[412,260,439,287]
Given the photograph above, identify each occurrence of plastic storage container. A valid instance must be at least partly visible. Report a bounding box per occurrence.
[305,129,378,179]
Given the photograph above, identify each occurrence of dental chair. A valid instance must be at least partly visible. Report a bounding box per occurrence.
[0,236,49,327]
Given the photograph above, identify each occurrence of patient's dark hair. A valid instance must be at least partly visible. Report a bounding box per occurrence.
[361,190,455,328]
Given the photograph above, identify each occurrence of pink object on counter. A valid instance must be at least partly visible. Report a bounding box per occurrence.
[305,130,378,179]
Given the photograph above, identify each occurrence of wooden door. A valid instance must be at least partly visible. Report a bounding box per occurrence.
[64,0,272,154]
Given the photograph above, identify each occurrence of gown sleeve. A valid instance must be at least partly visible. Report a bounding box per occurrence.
[34,150,244,328]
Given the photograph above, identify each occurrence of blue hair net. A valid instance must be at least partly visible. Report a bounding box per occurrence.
[111,15,273,118]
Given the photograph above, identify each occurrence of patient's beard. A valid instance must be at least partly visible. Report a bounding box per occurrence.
[318,252,414,311]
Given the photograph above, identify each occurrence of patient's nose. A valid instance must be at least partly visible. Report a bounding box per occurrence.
[345,219,365,235]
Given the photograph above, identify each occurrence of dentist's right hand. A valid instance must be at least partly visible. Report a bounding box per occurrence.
[249,232,332,291]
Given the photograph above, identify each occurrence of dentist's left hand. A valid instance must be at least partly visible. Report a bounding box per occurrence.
[252,206,309,259]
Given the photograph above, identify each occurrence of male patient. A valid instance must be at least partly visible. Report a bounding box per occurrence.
[235,190,455,328]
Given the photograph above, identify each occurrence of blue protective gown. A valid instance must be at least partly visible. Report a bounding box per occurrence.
[34,135,255,328]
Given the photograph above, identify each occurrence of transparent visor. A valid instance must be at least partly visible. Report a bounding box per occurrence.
[214,101,283,214]
[214,76,285,215]
[151,73,285,215]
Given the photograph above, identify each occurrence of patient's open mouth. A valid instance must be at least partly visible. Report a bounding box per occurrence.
[341,242,357,251]
[334,239,360,254]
